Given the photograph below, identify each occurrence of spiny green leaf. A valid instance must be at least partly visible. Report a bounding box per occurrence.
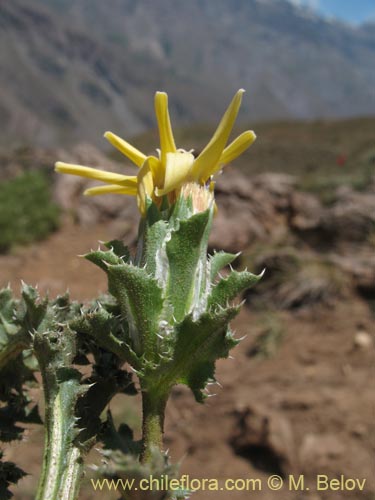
[174,309,239,402]
[50,293,81,323]
[85,248,123,273]
[165,209,211,321]
[209,251,239,281]
[208,270,261,310]
[107,264,164,359]
[168,193,194,226]
[104,240,131,263]
[144,197,163,225]
[0,313,18,338]
[0,288,29,370]
[141,219,169,277]
[20,283,48,330]
[0,289,16,326]
[144,307,239,402]
[71,308,140,369]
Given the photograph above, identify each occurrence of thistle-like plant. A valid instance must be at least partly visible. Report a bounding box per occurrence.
[0,90,259,500]
[56,89,259,461]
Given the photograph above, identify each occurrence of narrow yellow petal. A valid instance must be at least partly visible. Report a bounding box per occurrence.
[145,156,163,187]
[190,89,245,182]
[84,184,138,196]
[104,131,147,168]
[154,152,195,197]
[154,92,177,164]
[220,130,256,164]
[55,162,137,185]
[207,130,256,178]
[137,158,155,215]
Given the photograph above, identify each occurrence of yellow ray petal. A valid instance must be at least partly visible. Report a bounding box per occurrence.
[154,92,177,165]
[146,155,163,188]
[84,184,138,196]
[190,89,245,182]
[55,162,137,185]
[154,152,195,197]
[206,130,256,178]
[137,158,155,215]
[220,130,256,164]
[104,131,147,168]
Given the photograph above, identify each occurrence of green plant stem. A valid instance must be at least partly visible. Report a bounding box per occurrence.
[35,379,84,500]
[140,390,168,464]
[36,398,83,500]
[34,329,85,500]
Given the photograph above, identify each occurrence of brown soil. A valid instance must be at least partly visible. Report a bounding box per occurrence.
[0,220,114,300]
[1,222,374,500]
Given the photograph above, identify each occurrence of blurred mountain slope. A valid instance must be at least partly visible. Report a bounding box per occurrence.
[1,0,375,147]
[0,1,154,147]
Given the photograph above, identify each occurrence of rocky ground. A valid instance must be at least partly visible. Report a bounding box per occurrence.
[1,140,374,500]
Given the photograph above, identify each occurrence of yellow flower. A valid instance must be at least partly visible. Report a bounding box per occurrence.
[55,89,256,215]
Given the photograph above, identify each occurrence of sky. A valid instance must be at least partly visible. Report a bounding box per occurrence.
[292,0,375,24]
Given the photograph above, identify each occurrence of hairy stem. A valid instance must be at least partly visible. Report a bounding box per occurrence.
[34,329,85,500]
[36,384,83,500]
[140,390,168,464]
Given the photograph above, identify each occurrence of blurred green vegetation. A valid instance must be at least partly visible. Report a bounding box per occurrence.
[0,171,60,253]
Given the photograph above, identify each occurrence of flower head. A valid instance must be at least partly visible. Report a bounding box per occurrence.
[55,90,256,215]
